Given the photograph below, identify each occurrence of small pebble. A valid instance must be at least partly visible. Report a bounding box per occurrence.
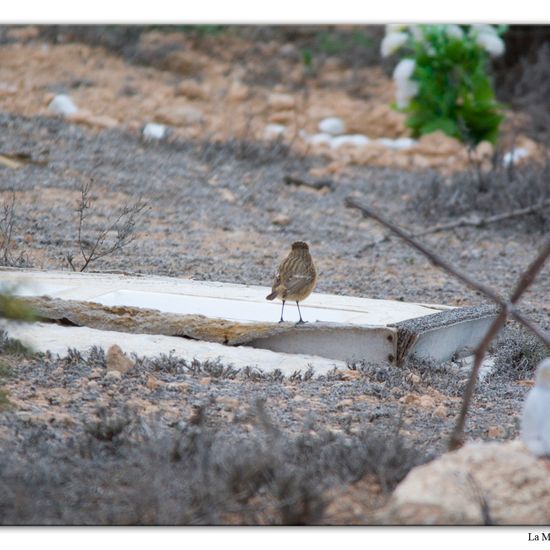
[318,117,346,135]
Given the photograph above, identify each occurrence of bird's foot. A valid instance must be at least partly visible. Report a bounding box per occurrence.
[295,319,307,326]
[278,319,285,324]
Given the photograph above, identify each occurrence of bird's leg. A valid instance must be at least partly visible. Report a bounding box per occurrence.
[295,301,306,325]
[279,300,286,323]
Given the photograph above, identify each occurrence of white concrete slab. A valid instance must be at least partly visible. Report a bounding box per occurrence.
[1,269,496,365]
[0,269,443,326]
[4,322,345,377]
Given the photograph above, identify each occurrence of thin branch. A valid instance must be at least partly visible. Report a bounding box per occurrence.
[356,198,550,251]
[346,197,550,347]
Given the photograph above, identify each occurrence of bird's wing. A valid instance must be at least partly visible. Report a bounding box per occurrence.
[284,272,315,295]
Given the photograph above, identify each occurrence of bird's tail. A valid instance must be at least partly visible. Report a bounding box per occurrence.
[265,291,277,300]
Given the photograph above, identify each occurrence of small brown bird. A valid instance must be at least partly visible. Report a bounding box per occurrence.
[266,241,317,324]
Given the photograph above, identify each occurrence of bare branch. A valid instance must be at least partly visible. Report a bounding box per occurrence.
[68,179,149,272]
[0,192,30,268]
[356,199,550,251]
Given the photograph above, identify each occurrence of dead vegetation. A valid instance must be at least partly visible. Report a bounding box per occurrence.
[0,395,427,525]
[0,192,30,267]
[66,179,148,272]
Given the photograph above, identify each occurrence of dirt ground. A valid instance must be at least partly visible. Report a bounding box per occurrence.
[0,26,549,525]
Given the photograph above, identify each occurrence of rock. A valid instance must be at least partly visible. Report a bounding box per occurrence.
[268,111,295,124]
[349,105,406,138]
[521,358,550,457]
[330,135,370,149]
[411,131,463,157]
[264,123,286,139]
[318,117,346,135]
[487,425,505,438]
[432,404,448,418]
[142,123,168,141]
[175,80,207,100]
[503,147,529,166]
[48,94,78,116]
[382,441,550,525]
[146,375,162,390]
[271,213,291,226]
[399,393,435,409]
[405,373,421,385]
[377,137,416,150]
[306,133,333,146]
[279,43,297,58]
[106,344,134,374]
[268,93,295,111]
[227,81,250,101]
[156,105,203,127]
[162,51,205,75]
[216,188,237,203]
[104,370,122,383]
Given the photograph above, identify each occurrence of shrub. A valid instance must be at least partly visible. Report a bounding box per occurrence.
[382,24,507,144]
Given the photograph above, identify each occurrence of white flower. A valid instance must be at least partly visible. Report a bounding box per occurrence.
[393,59,419,109]
[381,32,408,57]
[469,24,498,37]
[476,32,505,57]
[385,24,408,34]
[393,58,416,82]
[445,24,464,40]
[395,80,419,108]
[408,25,425,43]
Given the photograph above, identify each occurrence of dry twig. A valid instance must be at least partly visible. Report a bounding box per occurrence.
[356,198,550,252]
[0,192,29,267]
[345,196,550,450]
[67,179,148,272]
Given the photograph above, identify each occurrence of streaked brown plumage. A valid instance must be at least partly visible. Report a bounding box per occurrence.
[266,241,317,324]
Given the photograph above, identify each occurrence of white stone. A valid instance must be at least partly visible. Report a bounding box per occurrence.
[48,94,78,116]
[318,117,346,135]
[264,124,286,139]
[306,133,333,146]
[383,440,550,524]
[330,134,370,149]
[377,137,416,150]
[142,123,167,141]
[521,358,550,457]
[503,148,529,166]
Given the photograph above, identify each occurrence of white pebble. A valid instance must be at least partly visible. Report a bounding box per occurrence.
[307,133,333,146]
[318,117,346,135]
[48,94,78,116]
[521,358,550,457]
[264,123,286,139]
[503,148,529,166]
[142,123,167,141]
[330,134,370,149]
[377,137,416,150]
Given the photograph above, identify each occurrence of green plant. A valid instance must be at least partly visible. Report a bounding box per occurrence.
[381,24,507,144]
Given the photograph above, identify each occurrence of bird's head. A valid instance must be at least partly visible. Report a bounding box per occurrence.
[291,241,309,251]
